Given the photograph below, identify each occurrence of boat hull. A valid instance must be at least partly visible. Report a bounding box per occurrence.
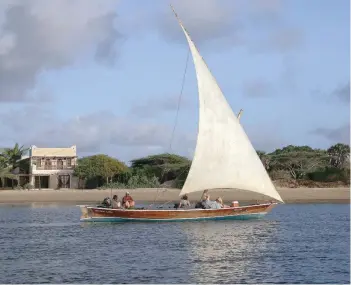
[78,203,276,223]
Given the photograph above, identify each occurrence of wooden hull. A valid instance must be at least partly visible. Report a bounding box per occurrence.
[78,203,277,222]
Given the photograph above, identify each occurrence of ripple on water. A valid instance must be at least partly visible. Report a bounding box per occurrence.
[0,203,349,283]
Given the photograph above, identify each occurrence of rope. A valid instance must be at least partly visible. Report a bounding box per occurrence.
[168,48,190,151]
[158,200,173,208]
[148,188,168,209]
[147,49,190,209]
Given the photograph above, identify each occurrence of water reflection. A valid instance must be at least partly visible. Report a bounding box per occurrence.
[181,219,279,283]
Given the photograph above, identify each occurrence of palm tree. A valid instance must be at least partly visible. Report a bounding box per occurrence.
[0,156,17,188]
[0,143,28,189]
[1,143,29,170]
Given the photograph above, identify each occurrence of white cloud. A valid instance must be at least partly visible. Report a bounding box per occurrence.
[0,104,195,162]
[0,0,122,102]
[0,101,290,161]
[154,0,241,47]
[129,94,194,118]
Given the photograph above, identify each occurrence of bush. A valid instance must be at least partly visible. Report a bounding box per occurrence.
[307,167,350,183]
[269,170,291,180]
[98,182,126,189]
[98,174,160,189]
[23,183,34,190]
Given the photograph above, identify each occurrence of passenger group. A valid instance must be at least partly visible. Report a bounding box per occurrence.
[101,191,136,209]
[102,189,233,210]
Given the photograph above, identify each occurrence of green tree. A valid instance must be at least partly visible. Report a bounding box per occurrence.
[74,154,128,188]
[131,153,191,184]
[327,143,350,169]
[269,147,329,180]
[256,150,271,171]
[270,145,315,155]
[0,143,28,170]
[0,156,16,187]
[0,144,26,188]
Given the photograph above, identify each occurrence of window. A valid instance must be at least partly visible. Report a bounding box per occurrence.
[67,158,72,167]
[37,159,42,167]
[45,159,51,170]
[57,159,63,169]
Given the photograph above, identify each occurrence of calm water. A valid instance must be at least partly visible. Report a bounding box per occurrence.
[0,204,349,284]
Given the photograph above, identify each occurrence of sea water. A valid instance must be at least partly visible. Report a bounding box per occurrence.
[0,203,349,283]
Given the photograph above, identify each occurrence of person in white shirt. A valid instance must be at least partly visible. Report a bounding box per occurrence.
[112,195,121,209]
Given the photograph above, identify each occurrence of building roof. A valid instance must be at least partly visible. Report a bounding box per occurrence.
[30,145,77,157]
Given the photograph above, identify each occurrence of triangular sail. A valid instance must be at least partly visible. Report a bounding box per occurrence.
[171,6,284,203]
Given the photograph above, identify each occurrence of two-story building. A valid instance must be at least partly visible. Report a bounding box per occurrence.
[18,145,79,189]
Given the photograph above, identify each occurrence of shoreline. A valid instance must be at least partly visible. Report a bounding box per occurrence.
[0,187,349,205]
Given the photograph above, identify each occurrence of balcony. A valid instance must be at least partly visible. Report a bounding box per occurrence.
[35,165,75,170]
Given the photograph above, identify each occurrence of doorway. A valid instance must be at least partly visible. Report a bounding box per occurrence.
[58,175,70,188]
[34,176,49,189]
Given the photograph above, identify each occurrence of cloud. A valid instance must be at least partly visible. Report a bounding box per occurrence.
[247,0,304,53]
[0,0,122,102]
[0,104,55,132]
[0,104,195,162]
[243,79,273,97]
[154,0,241,47]
[312,82,351,104]
[129,94,194,118]
[252,28,304,53]
[0,102,288,161]
[150,0,303,54]
[311,123,350,145]
[333,82,350,103]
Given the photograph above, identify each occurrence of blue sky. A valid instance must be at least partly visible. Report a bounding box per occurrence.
[0,0,349,162]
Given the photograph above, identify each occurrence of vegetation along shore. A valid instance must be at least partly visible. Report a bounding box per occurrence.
[0,143,350,204]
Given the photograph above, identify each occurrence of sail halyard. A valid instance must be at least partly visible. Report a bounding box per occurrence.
[171,6,284,203]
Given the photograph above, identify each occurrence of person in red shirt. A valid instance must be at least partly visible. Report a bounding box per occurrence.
[122,191,135,208]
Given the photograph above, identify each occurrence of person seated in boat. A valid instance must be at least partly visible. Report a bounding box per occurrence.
[177,194,191,209]
[195,190,209,208]
[201,189,209,201]
[215,197,230,208]
[201,194,221,209]
[101,197,111,208]
[112,195,121,209]
[122,191,135,209]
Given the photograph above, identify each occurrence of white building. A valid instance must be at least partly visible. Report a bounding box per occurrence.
[21,145,79,189]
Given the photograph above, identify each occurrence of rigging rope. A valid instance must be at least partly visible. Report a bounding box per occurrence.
[168,48,190,151]
[148,49,190,209]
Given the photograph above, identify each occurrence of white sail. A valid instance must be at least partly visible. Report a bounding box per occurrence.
[172,7,284,203]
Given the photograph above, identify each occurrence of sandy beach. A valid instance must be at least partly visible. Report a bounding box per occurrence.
[0,187,349,205]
